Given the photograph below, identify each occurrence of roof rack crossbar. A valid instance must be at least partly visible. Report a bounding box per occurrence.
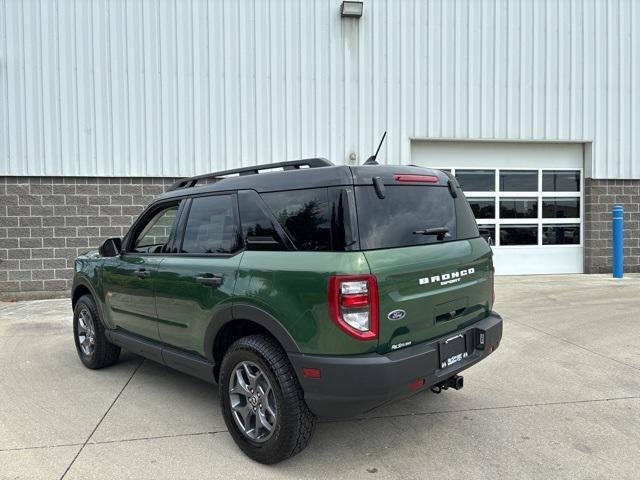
[167,158,333,192]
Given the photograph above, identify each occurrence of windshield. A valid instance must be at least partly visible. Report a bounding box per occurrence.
[355,185,457,250]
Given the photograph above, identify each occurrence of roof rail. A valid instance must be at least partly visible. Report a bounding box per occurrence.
[167,158,334,192]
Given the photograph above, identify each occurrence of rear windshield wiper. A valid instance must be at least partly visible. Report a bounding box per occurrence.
[412,227,450,241]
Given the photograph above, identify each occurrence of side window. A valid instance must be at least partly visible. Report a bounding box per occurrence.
[262,188,331,251]
[180,195,240,254]
[238,190,287,251]
[132,204,180,253]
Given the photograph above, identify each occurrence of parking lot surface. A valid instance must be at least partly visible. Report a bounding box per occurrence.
[1,274,639,480]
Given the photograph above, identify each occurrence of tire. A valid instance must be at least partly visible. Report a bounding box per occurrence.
[73,294,121,369]
[219,334,316,464]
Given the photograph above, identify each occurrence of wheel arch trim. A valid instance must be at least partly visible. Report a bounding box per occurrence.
[71,276,112,329]
[204,303,301,363]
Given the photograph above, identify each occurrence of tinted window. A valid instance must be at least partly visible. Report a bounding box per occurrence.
[543,171,580,192]
[132,205,179,253]
[262,188,331,251]
[499,170,537,192]
[468,198,495,219]
[500,198,538,218]
[500,225,538,245]
[180,195,239,254]
[455,170,495,192]
[543,224,580,245]
[542,198,580,218]
[355,186,457,250]
[238,190,287,251]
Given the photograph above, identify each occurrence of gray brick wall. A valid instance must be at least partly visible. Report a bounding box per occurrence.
[584,179,640,274]
[0,176,177,300]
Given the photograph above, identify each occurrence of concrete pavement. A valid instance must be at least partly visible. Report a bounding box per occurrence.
[1,275,639,479]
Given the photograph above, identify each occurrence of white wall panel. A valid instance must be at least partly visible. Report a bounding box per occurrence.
[0,0,639,178]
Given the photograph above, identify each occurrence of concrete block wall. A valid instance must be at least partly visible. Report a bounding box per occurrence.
[0,176,177,300]
[584,179,640,273]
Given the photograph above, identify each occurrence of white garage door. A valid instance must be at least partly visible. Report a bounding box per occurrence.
[411,141,584,275]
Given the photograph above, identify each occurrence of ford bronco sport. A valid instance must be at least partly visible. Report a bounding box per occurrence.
[71,158,502,463]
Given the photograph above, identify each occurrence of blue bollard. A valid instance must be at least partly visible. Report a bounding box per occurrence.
[612,205,624,278]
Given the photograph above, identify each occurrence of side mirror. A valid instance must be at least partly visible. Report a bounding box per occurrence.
[99,237,122,257]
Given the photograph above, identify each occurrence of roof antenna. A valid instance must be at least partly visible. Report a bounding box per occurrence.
[363,131,387,165]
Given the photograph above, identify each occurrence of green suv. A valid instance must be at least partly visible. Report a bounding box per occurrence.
[71,159,502,463]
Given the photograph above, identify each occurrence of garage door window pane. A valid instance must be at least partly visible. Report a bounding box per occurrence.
[455,170,495,191]
[499,170,537,191]
[543,170,580,192]
[478,225,495,246]
[500,225,538,245]
[468,198,495,219]
[500,198,538,218]
[543,224,580,245]
[542,198,580,218]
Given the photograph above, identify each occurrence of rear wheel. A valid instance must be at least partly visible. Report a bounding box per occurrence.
[73,294,120,369]
[219,334,316,464]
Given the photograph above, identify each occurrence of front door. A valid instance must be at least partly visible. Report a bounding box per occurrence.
[154,193,243,356]
[103,201,182,340]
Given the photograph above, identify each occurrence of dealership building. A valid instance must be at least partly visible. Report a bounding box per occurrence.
[1,0,639,298]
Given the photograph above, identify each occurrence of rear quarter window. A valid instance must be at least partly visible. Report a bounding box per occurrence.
[355,185,458,250]
[261,188,332,251]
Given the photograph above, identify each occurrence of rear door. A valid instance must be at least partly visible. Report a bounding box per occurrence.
[355,179,493,354]
[154,193,243,356]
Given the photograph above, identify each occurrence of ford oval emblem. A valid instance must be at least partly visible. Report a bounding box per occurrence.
[387,309,406,321]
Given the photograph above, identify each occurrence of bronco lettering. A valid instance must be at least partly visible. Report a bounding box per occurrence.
[419,267,475,286]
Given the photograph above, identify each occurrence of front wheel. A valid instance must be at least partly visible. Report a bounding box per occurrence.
[219,335,316,464]
[73,294,121,369]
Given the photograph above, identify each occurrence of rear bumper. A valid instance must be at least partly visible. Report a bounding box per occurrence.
[288,311,502,418]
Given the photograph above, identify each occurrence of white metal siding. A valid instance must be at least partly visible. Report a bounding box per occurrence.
[1,0,639,178]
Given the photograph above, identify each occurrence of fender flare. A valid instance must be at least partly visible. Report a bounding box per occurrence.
[204,303,301,362]
[71,275,111,329]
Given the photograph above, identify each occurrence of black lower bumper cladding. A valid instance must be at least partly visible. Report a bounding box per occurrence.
[289,312,503,418]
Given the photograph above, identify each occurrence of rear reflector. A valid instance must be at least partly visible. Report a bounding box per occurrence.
[409,378,425,390]
[394,174,439,183]
[302,368,321,379]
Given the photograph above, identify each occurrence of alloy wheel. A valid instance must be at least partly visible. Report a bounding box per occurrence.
[77,307,96,356]
[228,361,278,442]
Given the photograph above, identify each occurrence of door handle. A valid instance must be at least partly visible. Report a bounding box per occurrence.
[134,268,151,278]
[195,274,223,287]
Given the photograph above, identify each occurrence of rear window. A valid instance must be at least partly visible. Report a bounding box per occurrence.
[355,185,457,250]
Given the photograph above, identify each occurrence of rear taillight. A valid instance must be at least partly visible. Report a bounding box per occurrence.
[328,275,379,340]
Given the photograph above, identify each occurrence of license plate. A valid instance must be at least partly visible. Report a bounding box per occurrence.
[439,334,468,369]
